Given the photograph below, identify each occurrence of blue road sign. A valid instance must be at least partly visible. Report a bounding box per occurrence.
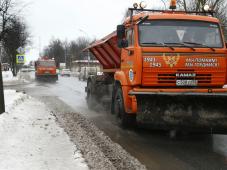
[16,54,25,64]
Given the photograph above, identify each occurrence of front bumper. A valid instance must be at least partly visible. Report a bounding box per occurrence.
[36,74,58,80]
[129,88,227,96]
[129,88,227,133]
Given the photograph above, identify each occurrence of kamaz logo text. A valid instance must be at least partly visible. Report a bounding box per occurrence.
[176,73,196,78]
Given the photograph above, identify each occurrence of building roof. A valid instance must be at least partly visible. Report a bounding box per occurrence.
[72,60,100,64]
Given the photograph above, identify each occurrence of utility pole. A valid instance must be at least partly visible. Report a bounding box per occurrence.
[64,44,67,68]
[38,36,41,57]
[0,43,5,114]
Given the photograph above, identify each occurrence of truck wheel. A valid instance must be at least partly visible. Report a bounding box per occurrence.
[86,81,95,109]
[113,86,136,127]
[35,75,39,81]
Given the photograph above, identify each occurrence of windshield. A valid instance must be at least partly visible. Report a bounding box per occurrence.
[139,20,223,48]
[37,61,56,67]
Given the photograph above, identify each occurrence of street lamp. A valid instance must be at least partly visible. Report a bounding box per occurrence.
[78,29,91,61]
[78,29,91,70]
[64,44,67,66]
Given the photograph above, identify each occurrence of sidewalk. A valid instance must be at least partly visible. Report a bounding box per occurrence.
[0,90,88,170]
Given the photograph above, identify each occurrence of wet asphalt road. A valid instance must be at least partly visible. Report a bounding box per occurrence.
[6,72,227,170]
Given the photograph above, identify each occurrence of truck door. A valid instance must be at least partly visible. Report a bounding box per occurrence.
[121,28,136,85]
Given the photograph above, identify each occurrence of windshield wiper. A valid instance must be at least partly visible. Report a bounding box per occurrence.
[141,42,175,51]
[183,41,215,51]
[136,15,149,25]
[164,42,196,51]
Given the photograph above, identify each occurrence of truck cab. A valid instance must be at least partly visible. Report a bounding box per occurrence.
[117,13,226,88]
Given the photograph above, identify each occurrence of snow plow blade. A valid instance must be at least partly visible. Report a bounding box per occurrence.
[135,93,227,133]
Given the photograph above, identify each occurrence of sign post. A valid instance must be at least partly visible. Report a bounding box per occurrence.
[0,63,5,114]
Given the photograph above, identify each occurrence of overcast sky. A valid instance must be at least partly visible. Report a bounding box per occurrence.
[22,0,163,61]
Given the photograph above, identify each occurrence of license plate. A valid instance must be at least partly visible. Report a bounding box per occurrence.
[176,80,198,86]
[45,71,50,74]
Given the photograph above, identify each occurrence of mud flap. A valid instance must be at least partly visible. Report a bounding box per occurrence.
[136,94,227,133]
[36,75,58,81]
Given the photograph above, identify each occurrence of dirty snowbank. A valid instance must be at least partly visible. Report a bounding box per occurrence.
[0,90,88,170]
[42,97,147,170]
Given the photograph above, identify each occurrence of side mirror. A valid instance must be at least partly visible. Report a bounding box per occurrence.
[117,25,128,48]
[117,25,125,39]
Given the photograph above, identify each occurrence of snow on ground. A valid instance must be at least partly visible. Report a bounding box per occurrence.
[0,90,89,170]
[2,71,30,86]
[4,90,28,112]
[2,71,19,82]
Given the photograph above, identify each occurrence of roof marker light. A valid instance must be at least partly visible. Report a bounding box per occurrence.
[133,3,138,9]
[139,1,147,9]
[169,0,176,10]
[203,5,210,12]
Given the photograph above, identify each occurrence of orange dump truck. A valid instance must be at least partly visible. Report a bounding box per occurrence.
[35,57,58,81]
[85,2,227,133]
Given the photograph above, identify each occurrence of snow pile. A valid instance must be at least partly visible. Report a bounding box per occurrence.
[4,90,28,112]
[2,71,31,86]
[2,71,19,83]
[0,90,88,170]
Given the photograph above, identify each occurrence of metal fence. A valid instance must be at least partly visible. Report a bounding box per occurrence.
[0,64,5,114]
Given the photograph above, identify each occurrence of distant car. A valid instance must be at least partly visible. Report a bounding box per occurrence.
[21,66,29,72]
[79,67,100,81]
[28,66,35,72]
[61,69,71,77]
[21,65,35,72]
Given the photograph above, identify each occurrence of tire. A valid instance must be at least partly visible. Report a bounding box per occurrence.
[113,85,136,127]
[86,81,95,109]
[35,75,39,81]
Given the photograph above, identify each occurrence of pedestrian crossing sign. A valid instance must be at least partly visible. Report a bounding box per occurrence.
[16,54,25,64]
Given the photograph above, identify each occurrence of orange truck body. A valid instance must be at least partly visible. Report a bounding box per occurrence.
[86,9,227,132]
[35,58,58,81]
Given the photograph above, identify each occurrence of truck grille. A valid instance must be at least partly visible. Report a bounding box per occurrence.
[142,68,225,87]
[158,73,212,84]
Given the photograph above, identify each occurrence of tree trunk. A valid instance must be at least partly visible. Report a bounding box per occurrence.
[11,55,17,77]
[183,0,187,11]
[0,64,5,114]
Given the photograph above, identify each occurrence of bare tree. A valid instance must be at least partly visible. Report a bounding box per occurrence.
[43,39,65,67]
[43,37,94,68]
[0,0,16,41]
[178,0,227,39]
[2,16,29,76]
